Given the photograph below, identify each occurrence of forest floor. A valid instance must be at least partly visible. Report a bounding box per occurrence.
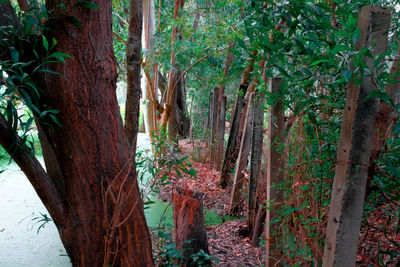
[156,139,265,266]
[154,138,400,267]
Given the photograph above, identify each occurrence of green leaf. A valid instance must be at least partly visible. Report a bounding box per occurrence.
[66,16,83,28]
[48,51,72,62]
[236,36,246,50]
[311,59,331,66]
[9,47,19,63]
[75,1,99,9]
[42,36,49,52]
[342,70,352,83]
[352,27,360,46]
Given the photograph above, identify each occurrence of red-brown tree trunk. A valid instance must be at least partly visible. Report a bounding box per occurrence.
[0,0,154,266]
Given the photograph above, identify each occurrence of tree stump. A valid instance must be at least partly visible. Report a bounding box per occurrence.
[173,188,210,267]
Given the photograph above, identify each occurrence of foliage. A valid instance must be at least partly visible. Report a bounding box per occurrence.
[0,4,70,159]
[153,229,217,266]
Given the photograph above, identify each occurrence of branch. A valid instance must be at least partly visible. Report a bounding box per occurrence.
[0,113,66,223]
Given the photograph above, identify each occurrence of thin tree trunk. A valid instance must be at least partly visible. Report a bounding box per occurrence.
[265,78,285,267]
[161,0,182,132]
[229,93,254,215]
[125,0,143,153]
[142,0,157,140]
[216,96,227,169]
[210,87,220,162]
[219,59,254,188]
[323,6,390,267]
[248,90,265,233]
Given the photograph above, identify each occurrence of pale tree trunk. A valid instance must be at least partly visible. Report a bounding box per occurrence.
[125,0,143,152]
[142,0,157,140]
[323,6,390,267]
[160,0,183,132]
[0,1,154,266]
[265,77,285,267]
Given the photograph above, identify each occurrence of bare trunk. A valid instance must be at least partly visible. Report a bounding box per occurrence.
[265,78,285,267]
[125,0,143,152]
[248,91,265,233]
[142,0,157,140]
[219,60,254,188]
[229,93,255,215]
[216,96,227,170]
[210,87,220,162]
[322,6,390,267]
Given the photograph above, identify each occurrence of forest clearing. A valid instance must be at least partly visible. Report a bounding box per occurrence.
[0,0,399,266]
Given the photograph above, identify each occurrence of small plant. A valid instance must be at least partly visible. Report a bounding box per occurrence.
[31,212,52,234]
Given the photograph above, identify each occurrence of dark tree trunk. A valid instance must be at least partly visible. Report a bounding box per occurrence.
[229,93,254,215]
[169,71,190,139]
[125,0,143,153]
[216,95,227,170]
[219,59,254,188]
[0,1,154,266]
[210,87,220,162]
[248,91,265,233]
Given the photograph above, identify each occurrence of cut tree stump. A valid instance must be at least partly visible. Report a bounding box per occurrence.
[173,188,210,267]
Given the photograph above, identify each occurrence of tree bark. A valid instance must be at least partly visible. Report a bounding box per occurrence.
[229,93,254,215]
[1,0,154,266]
[265,77,285,267]
[142,0,157,140]
[219,59,254,188]
[216,95,227,170]
[322,6,390,267]
[210,87,220,162]
[125,0,143,152]
[173,188,210,267]
[248,90,265,234]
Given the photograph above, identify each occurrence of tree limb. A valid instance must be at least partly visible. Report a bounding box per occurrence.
[0,113,66,223]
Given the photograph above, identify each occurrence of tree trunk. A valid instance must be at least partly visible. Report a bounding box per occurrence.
[322,6,390,267]
[219,60,254,188]
[125,0,143,152]
[142,0,157,140]
[173,188,210,267]
[216,95,227,170]
[210,87,220,162]
[265,78,285,267]
[0,1,154,266]
[229,93,254,215]
[248,90,265,233]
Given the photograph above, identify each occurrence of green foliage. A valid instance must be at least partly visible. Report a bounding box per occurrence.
[0,4,69,160]
[153,229,217,266]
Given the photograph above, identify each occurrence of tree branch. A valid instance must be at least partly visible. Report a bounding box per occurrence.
[0,113,66,223]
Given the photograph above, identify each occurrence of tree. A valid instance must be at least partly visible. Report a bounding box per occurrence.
[0,0,154,266]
